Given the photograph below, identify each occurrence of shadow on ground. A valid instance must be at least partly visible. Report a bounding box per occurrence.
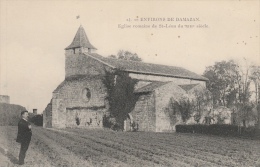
[0,146,19,165]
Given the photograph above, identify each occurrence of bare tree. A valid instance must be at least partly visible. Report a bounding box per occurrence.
[250,65,260,105]
[250,65,260,129]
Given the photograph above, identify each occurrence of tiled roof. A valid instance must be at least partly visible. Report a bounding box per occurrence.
[86,53,208,81]
[134,81,170,93]
[178,84,199,92]
[65,25,96,50]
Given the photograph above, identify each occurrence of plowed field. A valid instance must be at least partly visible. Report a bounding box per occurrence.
[0,126,259,167]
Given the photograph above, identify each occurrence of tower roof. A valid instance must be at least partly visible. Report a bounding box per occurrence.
[65,25,96,50]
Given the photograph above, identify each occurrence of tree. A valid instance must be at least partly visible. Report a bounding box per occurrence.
[192,87,213,121]
[238,59,252,105]
[250,65,260,128]
[203,60,252,108]
[108,55,117,59]
[250,65,260,105]
[108,50,142,62]
[178,99,194,123]
[166,97,194,124]
[203,60,241,107]
[203,59,255,127]
[102,68,138,130]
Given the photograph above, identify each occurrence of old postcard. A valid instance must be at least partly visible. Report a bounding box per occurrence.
[0,0,259,166]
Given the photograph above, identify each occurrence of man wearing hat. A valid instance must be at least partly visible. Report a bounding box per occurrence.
[16,110,32,165]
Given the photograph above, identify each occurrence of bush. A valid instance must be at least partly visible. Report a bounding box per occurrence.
[103,115,121,131]
[176,124,259,138]
[0,103,26,126]
[30,114,43,126]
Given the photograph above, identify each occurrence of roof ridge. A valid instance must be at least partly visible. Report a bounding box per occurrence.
[103,56,207,79]
[104,55,185,69]
[91,53,200,73]
[86,53,208,81]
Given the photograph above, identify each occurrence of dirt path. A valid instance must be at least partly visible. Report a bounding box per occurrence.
[0,126,93,167]
[0,126,54,167]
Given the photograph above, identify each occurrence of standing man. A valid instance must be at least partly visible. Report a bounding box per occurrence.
[16,110,32,165]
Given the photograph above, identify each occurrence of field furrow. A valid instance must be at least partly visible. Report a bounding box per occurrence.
[41,129,129,167]
[65,128,260,166]
[44,128,158,167]
[67,130,225,166]
[1,126,259,167]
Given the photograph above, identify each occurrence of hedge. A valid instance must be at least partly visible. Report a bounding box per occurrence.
[0,103,26,126]
[176,124,260,138]
[30,114,43,126]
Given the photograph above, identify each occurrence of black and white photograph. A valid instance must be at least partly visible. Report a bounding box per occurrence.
[0,0,259,166]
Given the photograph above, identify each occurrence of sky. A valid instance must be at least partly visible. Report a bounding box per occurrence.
[0,0,259,113]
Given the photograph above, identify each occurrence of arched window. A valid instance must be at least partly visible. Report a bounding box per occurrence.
[82,88,91,102]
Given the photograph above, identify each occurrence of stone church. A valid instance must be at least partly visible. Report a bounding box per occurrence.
[43,25,208,132]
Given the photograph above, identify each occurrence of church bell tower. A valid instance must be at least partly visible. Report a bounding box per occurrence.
[65,25,97,78]
[65,25,96,55]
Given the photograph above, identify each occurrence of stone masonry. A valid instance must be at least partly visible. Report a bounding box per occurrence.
[43,25,209,131]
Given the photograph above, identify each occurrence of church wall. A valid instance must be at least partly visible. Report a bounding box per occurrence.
[43,102,52,128]
[155,83,187,132]
[130,93,156,132]
[65,53,106,78]
[52,98,66,128]
[51,78,107,128]
[66,108,103,128]
[129,73,206,87]
[48,42,208,130]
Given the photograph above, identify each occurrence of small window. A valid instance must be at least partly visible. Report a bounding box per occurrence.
[75,117,80,125]
[82,88,91,101]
